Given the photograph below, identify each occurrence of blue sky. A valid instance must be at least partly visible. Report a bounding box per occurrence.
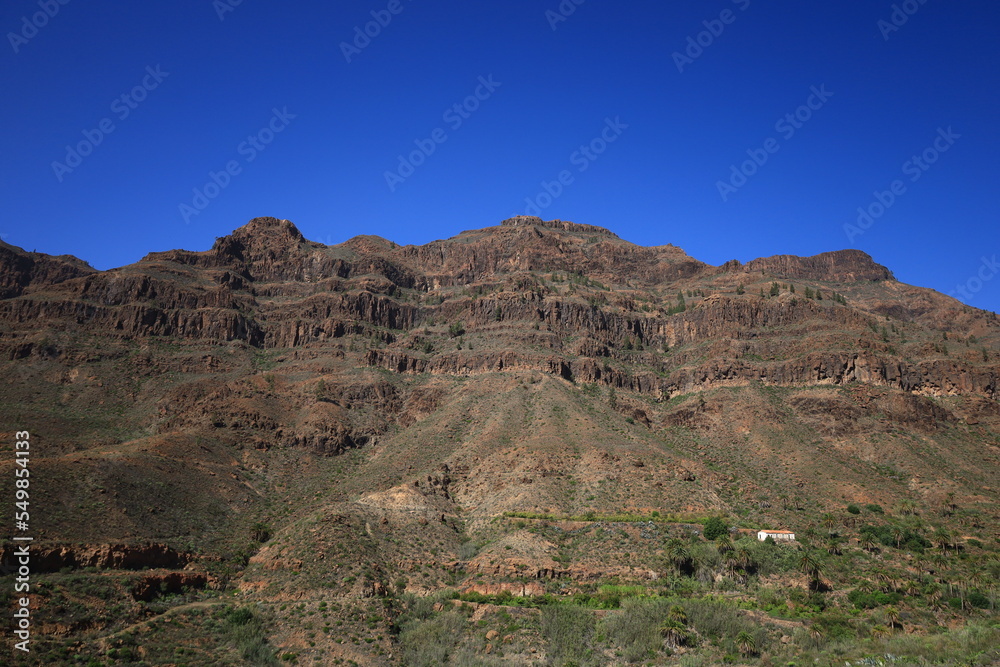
[2,0,998,312]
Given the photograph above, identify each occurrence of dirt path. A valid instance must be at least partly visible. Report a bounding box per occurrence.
[741,608,807,630]
[94,599,227,645]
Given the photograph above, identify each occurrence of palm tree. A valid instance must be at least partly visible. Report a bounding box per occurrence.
[664,539,691,577]
[933,526,952,554]
[890,525,904,550]
[808,624,825,649]
[732,544,754,572]
[716,534,734,555]
[856,580,876,595]
[667,605,688,625]
[800,552,824,591]
[874,569,895,594]
[944,491,957,515]
[826,537,842,556]
[884,605,901,629]
[735,630,757,657]
[860,535,879,554]
[821,513,837,536]
[659,619,688,649]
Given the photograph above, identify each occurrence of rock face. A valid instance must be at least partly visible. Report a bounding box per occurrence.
[0,240,95,298]
[0,543,189,573]
[741,249,895,282]
[0,215,995,403]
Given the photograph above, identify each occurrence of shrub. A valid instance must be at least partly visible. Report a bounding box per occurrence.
[703,517,729,541]
[865,504,885,514]
[846,504,861,515]
[540,604,595,664]
[847,589,902,609]
[399,612,465,666]
[600,598,674,662]
[968,591,990,609]
[219,605,278,666]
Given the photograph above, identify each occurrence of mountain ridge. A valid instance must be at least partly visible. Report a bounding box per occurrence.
[1,216,998,665]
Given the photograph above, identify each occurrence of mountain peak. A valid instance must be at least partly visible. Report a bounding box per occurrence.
[228,216,304,244]
[499,216,620,238]
[210,217,306,264]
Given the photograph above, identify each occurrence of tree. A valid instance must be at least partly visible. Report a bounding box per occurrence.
[933,526,952,554]
[736,283,745,295]
[703,516,729,541]
[769,282,780,296]
[671,291,686,314]
[804,286,814,299]
[250,522,271,542]
[448,322,465,338]
[659,619,689,648]
[664,539,691,576]
[890,525,904,550]
[735,630,757,657]
[667,605,688,625]
[884,605,901,629]
[826,537,842,556]
[799,552,824,590]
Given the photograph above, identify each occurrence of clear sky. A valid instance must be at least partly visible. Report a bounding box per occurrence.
[2,0,998,312]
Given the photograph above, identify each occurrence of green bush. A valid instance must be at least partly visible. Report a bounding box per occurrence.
[865,504,885,514]
[599,598,674,662]
[219,605,278,666]
[847,589,902,609]
[967,591,990,609]
[703,517,729,541]
[846,504,861,515]
[859,524,930,552]
[540,604,595,664]
[399,612,466,666]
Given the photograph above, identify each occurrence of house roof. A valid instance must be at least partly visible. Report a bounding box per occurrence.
[759,529,795,534]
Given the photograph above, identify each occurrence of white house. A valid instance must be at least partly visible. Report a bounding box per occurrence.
[757,529,795,542]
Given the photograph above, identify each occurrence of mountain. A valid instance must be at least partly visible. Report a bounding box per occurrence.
[1,216,997,666]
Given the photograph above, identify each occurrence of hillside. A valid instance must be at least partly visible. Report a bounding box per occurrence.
[1,216,998,666]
